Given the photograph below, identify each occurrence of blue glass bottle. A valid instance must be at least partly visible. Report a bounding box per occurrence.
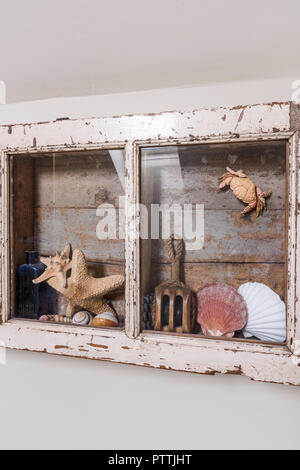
[16,251,56,319]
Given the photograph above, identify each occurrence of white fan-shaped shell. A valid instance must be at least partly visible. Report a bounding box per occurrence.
[238,282,286,343]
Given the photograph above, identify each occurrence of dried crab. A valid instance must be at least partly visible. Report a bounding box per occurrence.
[217,167,271,217]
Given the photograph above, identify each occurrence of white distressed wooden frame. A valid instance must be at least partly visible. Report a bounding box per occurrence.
[0,103,299,385]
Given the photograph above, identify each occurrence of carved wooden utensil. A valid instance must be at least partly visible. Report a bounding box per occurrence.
[153,235,196,334]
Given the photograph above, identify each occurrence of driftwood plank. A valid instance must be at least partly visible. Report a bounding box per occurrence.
[150,262,285,299]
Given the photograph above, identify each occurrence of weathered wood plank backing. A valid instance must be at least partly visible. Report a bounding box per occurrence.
[34,152,124,208]
[12,156,35,268]
[33,150,125,263]
[151,262,285,298]
[146,142,286,210]
[35,208,124,262]
[151,210,285,263]
[35,208,284,264]
[141,141,287,301]
[12,150,126,320]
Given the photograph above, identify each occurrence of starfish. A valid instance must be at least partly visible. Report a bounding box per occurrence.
[33,244,72,289]
[33,245,125,318]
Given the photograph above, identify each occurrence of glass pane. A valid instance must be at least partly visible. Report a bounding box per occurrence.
[11,149,125,329]
[141,142,287,344]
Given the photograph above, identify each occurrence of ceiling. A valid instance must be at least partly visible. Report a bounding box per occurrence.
[1,0,300,103]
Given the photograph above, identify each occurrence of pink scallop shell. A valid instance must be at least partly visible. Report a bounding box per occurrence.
[197,283,248,338]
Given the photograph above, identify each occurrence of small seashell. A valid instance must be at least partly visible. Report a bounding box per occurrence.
[54,315,72,324]
[39,315,54,322]
[197,283,248,337]
[72,311,92,326]
[92,312,118,328]
[39,314,72,324]
[238,282,286,343]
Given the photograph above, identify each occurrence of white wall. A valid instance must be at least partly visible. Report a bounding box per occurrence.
[0,77,297,125]
[0,79,300,450]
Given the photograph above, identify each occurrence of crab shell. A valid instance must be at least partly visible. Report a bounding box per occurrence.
[229,176,257,204]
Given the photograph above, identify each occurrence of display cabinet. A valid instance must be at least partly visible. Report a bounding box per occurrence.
[0,102,299,385]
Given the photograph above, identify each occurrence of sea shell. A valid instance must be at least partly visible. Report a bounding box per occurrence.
[39,315,53,322]
[72,311,92,326]
[39,314,72,324]
[238,282,286,343]
[92,312,119,328]
[197,283,248,337]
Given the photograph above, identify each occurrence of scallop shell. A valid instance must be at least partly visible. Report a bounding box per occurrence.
[197,283,248,337]
[92,312,118,328]
[72,311,92,326]
[238,282,286,343]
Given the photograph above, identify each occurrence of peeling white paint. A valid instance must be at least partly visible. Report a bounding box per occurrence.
[0,102,299,386]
